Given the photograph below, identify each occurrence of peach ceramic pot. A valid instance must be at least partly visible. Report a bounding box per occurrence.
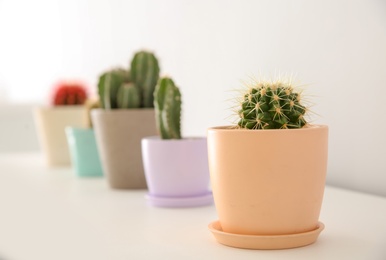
[207,125,328,245]
[91,109,157,189]
[141,137,213,207]
[34,106,87,166]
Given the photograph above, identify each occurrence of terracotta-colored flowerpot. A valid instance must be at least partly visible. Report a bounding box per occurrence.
[65,127,103,177]
[91,109,157,189]
[207,125,328,249]
[141,136,213,207]
[34,106,87,166]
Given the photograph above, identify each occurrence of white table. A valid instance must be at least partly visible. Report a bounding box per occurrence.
[0,153,385,260]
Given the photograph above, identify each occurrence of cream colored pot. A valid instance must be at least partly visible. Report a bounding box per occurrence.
[34,106,87,166]
[207,125,328,249]
[91,109,157,189]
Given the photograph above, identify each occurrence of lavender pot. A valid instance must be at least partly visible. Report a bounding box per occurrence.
[141,136,213,208]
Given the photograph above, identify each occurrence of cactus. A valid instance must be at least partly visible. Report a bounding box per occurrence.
[131,51,160,108]
[97,69,130,109]
[85,98,100,128]
[238,80,308,129]
[117,83,140,108]
[154,77,182,139]
[52,82,87,106]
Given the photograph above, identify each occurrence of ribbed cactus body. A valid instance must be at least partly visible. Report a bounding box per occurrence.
[154,77,181,139]
[238,81,307,129]
[52,83,87,106]
[131,51,160,108]
[98,69,130,109]
[117,83,140,108]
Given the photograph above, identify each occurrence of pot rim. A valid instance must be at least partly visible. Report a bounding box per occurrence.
[91,108,154,114]
[208,124,327,133]
[35,105,85,111]
[65,126,93,132]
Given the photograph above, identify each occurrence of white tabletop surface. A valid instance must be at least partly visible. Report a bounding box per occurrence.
[0,153,385,260]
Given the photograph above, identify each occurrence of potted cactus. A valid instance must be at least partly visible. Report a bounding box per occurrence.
[141,77,213,207]
[207,78,329,249]
[91,51,159,189]
[65,99,103,177]
[34,82,88,166]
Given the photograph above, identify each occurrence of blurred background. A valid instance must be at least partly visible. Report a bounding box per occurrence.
[0,0,385,196]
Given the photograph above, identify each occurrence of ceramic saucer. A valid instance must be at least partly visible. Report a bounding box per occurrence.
[145,192,213,208]
[208,220,324,250]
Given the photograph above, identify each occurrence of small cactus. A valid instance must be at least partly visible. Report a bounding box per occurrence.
[117,83,140,108]
[97,69,130,109]
[85,98,100,127]
[52,82,87,106]
[238,80,308,129]
[154,77,182,139]
[131,51,160,108]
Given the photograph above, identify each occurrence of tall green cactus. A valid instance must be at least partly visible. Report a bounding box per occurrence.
[131,51,160,108]
[117,83,140,108]
[98,69,130,109]
[238,80,308,129]
[154,77,182,139]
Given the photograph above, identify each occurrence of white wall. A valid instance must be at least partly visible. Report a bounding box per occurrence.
[1,0,385,196]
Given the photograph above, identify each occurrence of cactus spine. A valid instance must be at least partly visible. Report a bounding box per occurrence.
[238,80,308,129]
[154,77,182,139]
[131,51,160,108]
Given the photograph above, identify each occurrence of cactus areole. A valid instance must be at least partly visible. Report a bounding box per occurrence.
[238,80,308,130]
[154,77,182,139]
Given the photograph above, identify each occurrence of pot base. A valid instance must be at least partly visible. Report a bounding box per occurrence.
[208,220,324,250]
[145,192,213,208]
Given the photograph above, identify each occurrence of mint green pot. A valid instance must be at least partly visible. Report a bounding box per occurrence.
[65,127,103,177]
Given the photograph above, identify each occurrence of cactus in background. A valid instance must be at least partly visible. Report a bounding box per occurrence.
[131,51,160,108]
[238,80,308,129]
[154,77,182,139]
[85,98,100,128]
[97,69,130,109]
[117,83,140,108]
[52,82,87,106]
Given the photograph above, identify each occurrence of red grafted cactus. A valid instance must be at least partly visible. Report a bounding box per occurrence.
[52,82,88,106]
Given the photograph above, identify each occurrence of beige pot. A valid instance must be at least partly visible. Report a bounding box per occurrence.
[207,125,328,248]
[34,106,87,166]
[91,109,157,189]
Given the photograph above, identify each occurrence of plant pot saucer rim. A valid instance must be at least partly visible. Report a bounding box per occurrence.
[208,124,327,132]
[142,136,206,142]
[145,192,213,208]
[208,220,324,250]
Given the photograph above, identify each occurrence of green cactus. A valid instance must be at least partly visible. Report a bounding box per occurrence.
[117,83,140,108]
[98,69,130,109]
[131,51,160,108]
[238,80,308,129]
[154,77,182,139]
